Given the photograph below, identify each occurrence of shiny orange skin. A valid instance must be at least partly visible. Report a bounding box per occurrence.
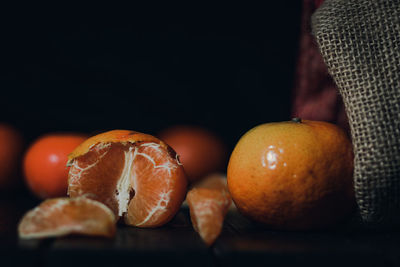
[23,134,87,199]
[159,126,227,183]
[227,119,355,230]
[0,124,23,189]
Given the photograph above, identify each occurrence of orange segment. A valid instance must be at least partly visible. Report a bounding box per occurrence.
[68,142,127,215]
[186,174,232,246]
[67,130,187,228]
[125,142,187,227]
[18,197,116,239]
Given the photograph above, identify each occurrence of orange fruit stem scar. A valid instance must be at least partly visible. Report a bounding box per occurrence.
[18,197,116,239]
[291,117,302,123]
[67,130,187,228]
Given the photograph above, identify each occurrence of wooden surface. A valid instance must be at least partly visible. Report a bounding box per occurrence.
[2,194,400,267]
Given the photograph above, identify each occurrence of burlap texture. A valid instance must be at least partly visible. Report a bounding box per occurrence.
[312,0,400,226]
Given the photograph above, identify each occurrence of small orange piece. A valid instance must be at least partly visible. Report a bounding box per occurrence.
[67,130,187,228]
[18,197,116,239]
[159,126,227,183]
[227,119,355,230]
[186,173,232,246]
[23,134,87,199]
[0,124,23,190]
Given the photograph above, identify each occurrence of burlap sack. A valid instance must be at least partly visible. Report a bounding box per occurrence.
[312,0,400,226]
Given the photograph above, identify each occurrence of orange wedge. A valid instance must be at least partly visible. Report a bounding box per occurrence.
[18,197,116,239]
[186,173,232,246]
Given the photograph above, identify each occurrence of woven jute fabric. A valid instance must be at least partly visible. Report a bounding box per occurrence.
[312,0,400,226]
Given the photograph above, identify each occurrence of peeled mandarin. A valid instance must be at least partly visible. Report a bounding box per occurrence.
[67,130,187,228]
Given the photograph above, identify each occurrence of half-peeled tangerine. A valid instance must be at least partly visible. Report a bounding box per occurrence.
[67,130,187,228]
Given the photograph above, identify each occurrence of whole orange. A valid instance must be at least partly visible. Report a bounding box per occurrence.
[159,126,227,183]
[0,124,23,190]
[227,118,355,230]
[23,133,87,199]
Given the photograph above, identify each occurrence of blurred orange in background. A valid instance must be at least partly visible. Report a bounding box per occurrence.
[158,126,227,183]
[23,133,87,199]
[0,124,24,190]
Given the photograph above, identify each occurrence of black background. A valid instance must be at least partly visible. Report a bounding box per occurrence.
[0,3,302,151]
[5,6,400,267]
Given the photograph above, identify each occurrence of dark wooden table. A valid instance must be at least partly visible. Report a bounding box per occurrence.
[2,193,400,267]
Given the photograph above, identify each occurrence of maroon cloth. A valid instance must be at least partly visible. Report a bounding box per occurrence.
[292,0,349,132]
